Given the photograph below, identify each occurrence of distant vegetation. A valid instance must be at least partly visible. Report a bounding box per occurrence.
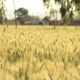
[43,0,80,25]
[0,0,80,26]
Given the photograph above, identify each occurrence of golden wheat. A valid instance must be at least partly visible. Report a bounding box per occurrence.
[0,25,80,80]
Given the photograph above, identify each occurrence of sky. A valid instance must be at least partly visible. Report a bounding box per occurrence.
[4,0,60,19]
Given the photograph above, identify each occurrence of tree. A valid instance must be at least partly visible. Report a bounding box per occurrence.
[0,8,3,24]
[55,0,74,23]
[43,0,75,23]
[0,0,8,28]
[73,0,80,18]
[43,0,57,28]
[0,0,4,24]
[43,16,49,21]
[15,7,28,24]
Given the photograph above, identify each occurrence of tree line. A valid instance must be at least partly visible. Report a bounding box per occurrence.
[43,0,80,24]
[0,0,80,25]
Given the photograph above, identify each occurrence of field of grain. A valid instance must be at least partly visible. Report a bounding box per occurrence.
[0,25,80,80]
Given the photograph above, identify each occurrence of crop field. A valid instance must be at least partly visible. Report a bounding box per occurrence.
[0,25,80,80]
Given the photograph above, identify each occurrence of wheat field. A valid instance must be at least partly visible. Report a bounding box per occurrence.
[0,25,80,80]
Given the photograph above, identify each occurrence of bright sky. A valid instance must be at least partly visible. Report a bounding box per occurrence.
[5,0,60,19]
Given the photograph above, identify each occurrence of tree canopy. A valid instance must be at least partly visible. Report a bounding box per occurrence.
[15,7,29,24]
[0,8,3,24]
[43,0,80,23]
[0,0,4,24]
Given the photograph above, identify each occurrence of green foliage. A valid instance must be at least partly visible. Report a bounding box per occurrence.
[60,6,67,18]
[0,8,3,24]
[62,16,70,23]
[54,0,61,3]
[43,0,50,3]
[15,8,28,17]
[43,0,50,8]
[43,0,76,23]
[15,7,28,24]
[43,16,49,22]
[69,10,74,20]
[73,0,80,4]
